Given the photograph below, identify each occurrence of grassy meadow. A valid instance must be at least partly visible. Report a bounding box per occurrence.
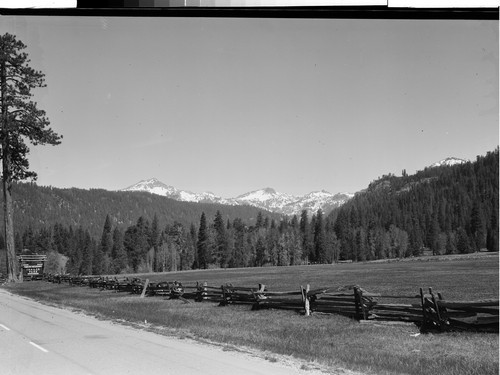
[3,253,499,375]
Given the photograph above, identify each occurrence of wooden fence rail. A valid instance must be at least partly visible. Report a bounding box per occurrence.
[43,274,498,333]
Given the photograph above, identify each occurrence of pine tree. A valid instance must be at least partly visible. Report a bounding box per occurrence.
[355,228,367,261]
[457,227,472,254]
[325,227,339,263]
[314,209,326,262]
[79,229,94,275]
[388,225,409,258]
[255,237,266,267]
[232,218,247,268]
[426,212,441,255]
[188,223,197,269]
[196,212,208,269]
[263,216,270,229]
[255,212,264,228]
[226,218,234,265]
[100,215,113,251]
[150,214,161,271]
[486,207,499,252]
[300,210,313,263]
[52,223,70,256]
[288,215,303,265]
[111,227,127,274]
[446,231,458,254]
[123,225,139,272]
[67,227,83,275]
[213,210,229,268]
[470,201,485,251]
[35,227,53,253]
[22,225,35,251]
[165,222,184,272]
[99,214,113,274]
[266,219,279,265]
[276,233,290,266]
[136,216,151,271]
[181,223,196,270]
[1,33,62,281]
[92,245,104,275]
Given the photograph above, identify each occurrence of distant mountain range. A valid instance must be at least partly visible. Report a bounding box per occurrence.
[122,179,354,216]
[121,157,468,216]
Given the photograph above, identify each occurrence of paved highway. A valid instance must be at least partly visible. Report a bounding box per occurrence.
[0,288,328,375]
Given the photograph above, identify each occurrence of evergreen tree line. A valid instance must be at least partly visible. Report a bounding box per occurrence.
[4,149,498,275]
[332,148,499,261]
[1,183,280,239]
[8,208,339,275]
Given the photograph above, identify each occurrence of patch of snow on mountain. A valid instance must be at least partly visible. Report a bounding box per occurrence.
[235,188,298,211]
[121,179,354,216]
[430,157,468,168]
[281,191,354,216]
[178,191,199,202]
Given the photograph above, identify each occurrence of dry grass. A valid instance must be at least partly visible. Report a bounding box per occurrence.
[3,254,499,375]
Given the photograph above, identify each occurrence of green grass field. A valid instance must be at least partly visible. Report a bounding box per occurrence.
[135,253,499,301]
[3,253,499,375]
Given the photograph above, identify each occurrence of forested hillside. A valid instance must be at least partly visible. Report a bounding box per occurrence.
[332,148,499,261]
[0,149,497,276]
[0,183,279,239]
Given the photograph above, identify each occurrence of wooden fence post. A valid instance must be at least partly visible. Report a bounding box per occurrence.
[419,287,427,331]
[140,279,149,298]
[195,282,202,302]
[354,286,362,320]
[429,287,443,329]
[303,284,310,316]
[356,287,368,320]
[221,285,228,306]
[437,291,448,327]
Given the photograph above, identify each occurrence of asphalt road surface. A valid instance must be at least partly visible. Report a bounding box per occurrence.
[0,289,329,375]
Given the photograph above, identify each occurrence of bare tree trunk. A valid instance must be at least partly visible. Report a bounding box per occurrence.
[1,61,18,282]
[2,174,17,282]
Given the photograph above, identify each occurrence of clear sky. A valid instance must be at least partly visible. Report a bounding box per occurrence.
[0,16,498,198]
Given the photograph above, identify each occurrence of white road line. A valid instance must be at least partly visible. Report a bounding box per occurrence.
[29,341,49,353]
[0,324,10,331]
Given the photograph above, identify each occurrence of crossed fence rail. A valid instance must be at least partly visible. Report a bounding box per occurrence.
[43,273,498,333]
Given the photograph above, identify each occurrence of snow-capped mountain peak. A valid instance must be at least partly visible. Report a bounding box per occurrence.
[236,187,294,202]
[234,188,297,211]
[121,179,230,204]
[430,157,468,168]
[123,178,177,196]
[281,191,354,216]
[304,190,332,198]
[121,179,354,216]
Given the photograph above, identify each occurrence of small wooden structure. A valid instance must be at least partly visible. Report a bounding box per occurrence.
[17,254,47,281]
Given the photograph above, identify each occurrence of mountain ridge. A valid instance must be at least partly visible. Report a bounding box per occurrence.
[4,182,283,239]
[121,178,354,216]
[120,156,465,215]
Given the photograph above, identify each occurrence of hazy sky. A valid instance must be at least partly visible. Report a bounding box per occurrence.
[0,16,498,197]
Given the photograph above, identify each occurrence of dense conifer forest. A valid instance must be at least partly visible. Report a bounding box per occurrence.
[1,184,280,237]
[333,148,499,260]
[0,148,497,275]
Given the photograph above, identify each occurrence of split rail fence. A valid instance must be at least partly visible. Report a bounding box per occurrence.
[44,274,498,333]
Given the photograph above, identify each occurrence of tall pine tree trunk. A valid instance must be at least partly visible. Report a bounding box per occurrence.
[1,60,18,282]
[2,167,17,281]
